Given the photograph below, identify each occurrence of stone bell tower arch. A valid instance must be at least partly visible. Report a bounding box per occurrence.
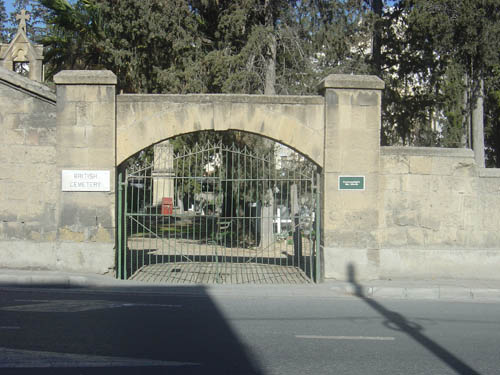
[0,9,44,82]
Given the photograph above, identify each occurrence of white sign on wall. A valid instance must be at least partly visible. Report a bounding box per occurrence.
[62,170,110,192]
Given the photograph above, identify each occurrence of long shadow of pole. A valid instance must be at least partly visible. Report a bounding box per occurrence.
[347,264,482,375]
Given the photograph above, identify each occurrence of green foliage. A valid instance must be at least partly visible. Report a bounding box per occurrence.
[40,0,105,79]
[0,0,7,42]
[372,0,500,156]
[40,0,370,95]
[485,65,500,167]
[3,0,499,164]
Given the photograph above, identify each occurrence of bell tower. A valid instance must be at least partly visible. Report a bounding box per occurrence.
[0,9,44,82]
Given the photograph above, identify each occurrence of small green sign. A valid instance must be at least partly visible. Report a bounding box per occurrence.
[339,176,365,190]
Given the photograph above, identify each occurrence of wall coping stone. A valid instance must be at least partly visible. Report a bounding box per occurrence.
[117,93,324,105]
[0,66,56,103]
[318,74,385,92]
[381,146,474,159]
[54,70,117,85]
[479,168,500,178]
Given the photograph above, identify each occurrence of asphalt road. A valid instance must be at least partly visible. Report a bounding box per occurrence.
[0,284,499,375]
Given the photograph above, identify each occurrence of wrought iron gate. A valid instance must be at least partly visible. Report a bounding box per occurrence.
[117,141,320,284]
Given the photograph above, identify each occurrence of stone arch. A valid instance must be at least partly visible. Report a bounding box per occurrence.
[116,94,325,167]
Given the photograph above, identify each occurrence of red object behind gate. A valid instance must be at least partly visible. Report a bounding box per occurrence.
[161,197,173,215]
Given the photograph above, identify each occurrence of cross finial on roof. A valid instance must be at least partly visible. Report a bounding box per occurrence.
[16,9,30,34]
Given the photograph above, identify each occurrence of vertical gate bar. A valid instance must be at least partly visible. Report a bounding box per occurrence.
[272,153,278,277]
[201,145,205,268]
[135,171,144,278]
[130,172,136,278]
[288,175,292,269]
[255,152,260,268]
[202,144,206,268]
[196,144,199,267]
[280,175,283,271]
[308,178,313,280]
[315,171,321,283]
[148,166,153,278]
[117,172,123,279]
[160,151,165,281]
[158,150,163,279]
[191,146,196,263]
[296,166,301,274]
[268,152,272,267]
[141,168,146,274]
[242,149,247,282]
[214,144,220,281]
[174,153,179,266]
[154,163,158,276]
[124,172,128,280]
[229,146,235,281]
[181,146,186,266]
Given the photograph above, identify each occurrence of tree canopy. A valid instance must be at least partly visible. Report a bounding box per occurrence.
[2,0,500,166]
[0,0,8,43]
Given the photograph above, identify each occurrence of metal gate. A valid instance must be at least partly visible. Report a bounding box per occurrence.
[117,141,320,284]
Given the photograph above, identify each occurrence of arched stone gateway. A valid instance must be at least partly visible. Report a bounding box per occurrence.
[115,95,328,283]
[2,68,500,282]
[116,94,325,168]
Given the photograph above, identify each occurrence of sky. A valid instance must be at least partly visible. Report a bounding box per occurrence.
[5,0,14,15]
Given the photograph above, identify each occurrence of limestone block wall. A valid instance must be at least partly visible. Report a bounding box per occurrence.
[52,70,117,274]
[318,75,385,281]
[0,68,57,243]
[379,146,500,279]
[0,69,117,274]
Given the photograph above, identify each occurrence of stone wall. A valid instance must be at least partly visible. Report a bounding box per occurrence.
[0,68,116,274]
[0,68,57,243]
[319,75,385,281]
[378,146,500,279]
[1,68,499,281]
[0,67,60,269]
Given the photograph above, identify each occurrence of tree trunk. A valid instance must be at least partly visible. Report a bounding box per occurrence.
[264,0,276,95]
[472,78,485,167]
[371,0,383,75]
[264,32,276,95]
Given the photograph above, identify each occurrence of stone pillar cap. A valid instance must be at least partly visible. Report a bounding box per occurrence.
[54,70,117,85]
[318,74,385,92]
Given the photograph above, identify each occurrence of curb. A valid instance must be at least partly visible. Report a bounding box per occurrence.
[328,284,500,301]
[0,274,93,288]
[2,272,500,302]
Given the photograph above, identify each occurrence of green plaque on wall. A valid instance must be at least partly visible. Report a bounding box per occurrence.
[338,176,365,190]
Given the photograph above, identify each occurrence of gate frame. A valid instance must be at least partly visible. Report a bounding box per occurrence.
[117,141,322,283]
[52,71,384,281]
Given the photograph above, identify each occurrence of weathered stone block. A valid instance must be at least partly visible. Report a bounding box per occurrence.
[381,155,409,174]
[451,160,476,177]
[380,175,402,191]
[57,147,89,166]
[409,156,432,175]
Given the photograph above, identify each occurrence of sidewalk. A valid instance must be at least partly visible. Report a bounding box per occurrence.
[1,268,500,302]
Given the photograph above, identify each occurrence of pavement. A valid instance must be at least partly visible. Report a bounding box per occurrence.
[1,268,500,302]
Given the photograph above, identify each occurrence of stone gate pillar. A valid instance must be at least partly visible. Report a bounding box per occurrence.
[53,70,117,274]
[319,74,385,281]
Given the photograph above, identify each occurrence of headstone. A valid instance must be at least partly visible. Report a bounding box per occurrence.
[152,141,175,207]
[290,184,302,262]
[260,188,274,250]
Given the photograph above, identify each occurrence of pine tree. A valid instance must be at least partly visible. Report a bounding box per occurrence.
[0,0,8,42]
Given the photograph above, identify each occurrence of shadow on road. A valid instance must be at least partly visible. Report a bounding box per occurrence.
[0,284,265,375]
[347,263,482,375]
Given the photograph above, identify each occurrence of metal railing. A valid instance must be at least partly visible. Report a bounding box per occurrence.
[117,141,320,284]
